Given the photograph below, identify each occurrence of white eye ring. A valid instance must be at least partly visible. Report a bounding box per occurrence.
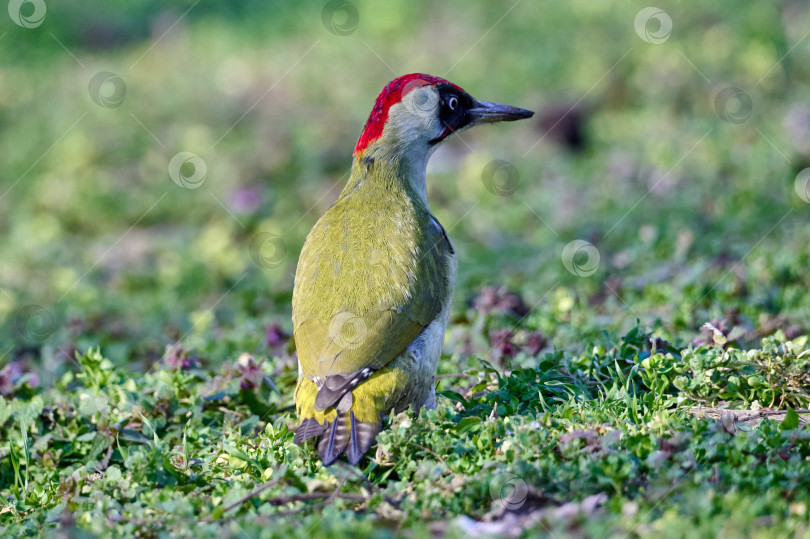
[447,95,458,110]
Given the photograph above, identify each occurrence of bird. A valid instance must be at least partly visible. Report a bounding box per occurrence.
[292,73,533,466]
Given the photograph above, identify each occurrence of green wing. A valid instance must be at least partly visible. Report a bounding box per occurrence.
[292,191,453,380]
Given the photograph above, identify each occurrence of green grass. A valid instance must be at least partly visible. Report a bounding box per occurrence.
[2,0,810,536]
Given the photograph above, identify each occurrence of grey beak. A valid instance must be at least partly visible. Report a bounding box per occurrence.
[469,100,534,124]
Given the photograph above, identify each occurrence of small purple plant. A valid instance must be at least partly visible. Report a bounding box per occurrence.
[473,286,530,317]
[489,329,518,362]
[236,353,264,390]
[265,323,289,351]
[162,344,200,370]
[523,331,548,356]
[0,363,22,396]
[0,362,39,396]
[229,187,261,214]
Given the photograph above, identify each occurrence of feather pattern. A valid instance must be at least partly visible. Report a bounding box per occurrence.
[314,369,374,411]
[345,412,380,465]
[317,412,351,465]
[293,417,327,444]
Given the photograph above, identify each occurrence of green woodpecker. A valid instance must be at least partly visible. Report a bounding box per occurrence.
[292,73,533,465]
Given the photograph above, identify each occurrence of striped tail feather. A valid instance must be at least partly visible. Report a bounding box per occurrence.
[315,411,380,466]
[317,412,350,465]
[345,412,380,465]
[293,417,328,444]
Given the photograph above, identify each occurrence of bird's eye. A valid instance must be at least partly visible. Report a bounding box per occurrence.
[447,95,458,110]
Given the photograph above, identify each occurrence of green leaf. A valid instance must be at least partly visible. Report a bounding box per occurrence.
[76,432,97,442]
[9,439,21,495]
[222,443,261,469]
[781,408,800,430]
[19,420,29,493]
[454,416,482,434]
[116,434,129,462]
[140,412,161,447]
[438,390,467,405]
[208,506,225,521]
[86,434,111,464]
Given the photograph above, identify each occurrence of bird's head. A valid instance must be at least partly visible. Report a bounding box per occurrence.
[353,73,534,161]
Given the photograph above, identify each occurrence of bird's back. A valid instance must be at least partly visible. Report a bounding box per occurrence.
[293,178,451,378]
[292,170,455,464]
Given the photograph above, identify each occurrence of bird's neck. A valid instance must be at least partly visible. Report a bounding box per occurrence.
[341,144,434,209]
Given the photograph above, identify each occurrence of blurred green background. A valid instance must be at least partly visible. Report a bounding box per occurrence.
[1,0,808,378]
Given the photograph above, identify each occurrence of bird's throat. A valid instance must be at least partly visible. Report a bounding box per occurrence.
[342,147,432,209]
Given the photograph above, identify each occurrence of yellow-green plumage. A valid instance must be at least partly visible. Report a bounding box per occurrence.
[292,157,455,464]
